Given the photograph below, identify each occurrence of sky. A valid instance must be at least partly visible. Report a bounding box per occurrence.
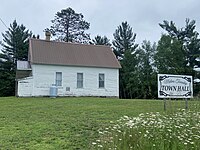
[0,0,200,46]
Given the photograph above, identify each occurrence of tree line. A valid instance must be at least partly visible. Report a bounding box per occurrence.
[1,7,200,98]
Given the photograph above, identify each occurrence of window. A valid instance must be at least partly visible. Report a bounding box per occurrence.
[99,73,105,88]
[55,72,62,86]
[77,73,83,88]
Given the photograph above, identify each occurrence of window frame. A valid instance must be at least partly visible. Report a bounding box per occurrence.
[77,73,83,88]
[55,72,62,86]
[99,73,105,88]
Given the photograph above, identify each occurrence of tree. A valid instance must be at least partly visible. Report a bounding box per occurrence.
[1,20,31,64]
[155,35,187,75]
[49,7,90,43]
[112,21,138,98]
[159,19,200,75]
[122,41,157,99]
[112,21,138,59]
[137,40,157,98]
[112,22,138,98]
[91,35,111,46]
[120,50,139,98]
[32,34,40,39]
[0,55,15,96]
[0,20,32,96]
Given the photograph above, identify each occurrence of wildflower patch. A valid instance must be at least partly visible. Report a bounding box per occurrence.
[92,110,200,150]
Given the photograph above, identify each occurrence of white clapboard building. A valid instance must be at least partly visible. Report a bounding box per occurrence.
[16,35,121,97]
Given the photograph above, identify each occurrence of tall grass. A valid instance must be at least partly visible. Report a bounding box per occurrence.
[92,108,200,150]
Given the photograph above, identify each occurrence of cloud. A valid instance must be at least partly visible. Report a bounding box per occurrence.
[0,0,200,45]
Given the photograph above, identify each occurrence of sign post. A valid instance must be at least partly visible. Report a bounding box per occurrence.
[158,74,193,110]
[185,98,188,110]
[164,98,166,111]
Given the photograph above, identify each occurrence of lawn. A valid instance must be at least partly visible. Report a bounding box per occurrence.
[0,97,199,149]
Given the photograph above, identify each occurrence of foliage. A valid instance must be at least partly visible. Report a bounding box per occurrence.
[0,64,15,96]
[0,20,32,96]
[92,109,200,150]
[90,35,111,46]
[117,39,157,99]
[49,7,90,43]
[112,21,138,59]
[1,20,31,63]
[137,41,157,98]
[112,21,139,98]
[119,50,139,98]
[159,19,200,75]
[155,35,187,74]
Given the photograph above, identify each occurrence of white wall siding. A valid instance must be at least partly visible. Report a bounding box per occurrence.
[30,64,119,97]
[18,77,33,96]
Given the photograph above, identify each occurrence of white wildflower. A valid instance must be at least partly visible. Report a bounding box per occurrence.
[98,145,103,147]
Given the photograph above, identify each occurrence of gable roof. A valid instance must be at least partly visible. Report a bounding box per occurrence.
[29,39,121,69]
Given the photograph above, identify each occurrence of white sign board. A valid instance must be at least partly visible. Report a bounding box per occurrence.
[158,74,193,98]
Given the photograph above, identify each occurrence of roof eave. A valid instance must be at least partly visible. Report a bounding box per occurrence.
[31,62,121,69]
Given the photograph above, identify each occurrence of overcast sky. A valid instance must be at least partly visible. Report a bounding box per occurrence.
[0,0,200,46]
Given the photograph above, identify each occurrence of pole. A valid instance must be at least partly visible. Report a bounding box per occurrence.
[164,98,166,111]
[185,98,188,110]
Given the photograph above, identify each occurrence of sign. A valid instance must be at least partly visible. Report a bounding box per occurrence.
[158,74,193,98]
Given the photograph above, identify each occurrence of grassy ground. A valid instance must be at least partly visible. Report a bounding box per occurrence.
[0,97,199,149]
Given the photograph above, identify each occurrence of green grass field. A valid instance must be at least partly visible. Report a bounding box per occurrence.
[0,97,199,150]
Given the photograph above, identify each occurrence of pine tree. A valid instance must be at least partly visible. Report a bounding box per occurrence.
[0,20,31,96]
[91,35,111,46]
[49,7,90,43]
[112,21,138,98]
[112,21,138,59]
[155,35,187,75]
[159,19,200,75]
[137,40,157,98]
[120,50,139,98]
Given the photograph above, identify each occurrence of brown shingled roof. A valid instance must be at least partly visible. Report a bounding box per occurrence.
[29,39,121,69]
